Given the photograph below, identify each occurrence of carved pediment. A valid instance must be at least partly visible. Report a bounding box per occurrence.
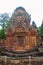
[15,27,25,32]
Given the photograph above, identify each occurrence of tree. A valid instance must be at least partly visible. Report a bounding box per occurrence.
[0,13,10,39]
[0,13,10,30]
[0,29,6,39]
[41,20,43,35]
[37,26,42,35]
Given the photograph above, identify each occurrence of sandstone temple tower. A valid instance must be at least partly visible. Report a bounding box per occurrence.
[5,7,37,51]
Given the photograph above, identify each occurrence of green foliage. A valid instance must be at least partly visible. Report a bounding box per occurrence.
[0,13,10,39]
[0,29,6,39]
[37,26,42,35]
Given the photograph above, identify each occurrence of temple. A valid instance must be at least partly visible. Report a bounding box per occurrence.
[4,7,37,51]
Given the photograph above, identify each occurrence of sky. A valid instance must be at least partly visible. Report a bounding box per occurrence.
[0,0,43,27]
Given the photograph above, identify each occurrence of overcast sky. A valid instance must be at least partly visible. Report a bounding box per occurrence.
[0,0,43,27]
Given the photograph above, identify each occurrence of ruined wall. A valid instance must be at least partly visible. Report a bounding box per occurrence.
[4,27,36,51]
[0,7,37,51]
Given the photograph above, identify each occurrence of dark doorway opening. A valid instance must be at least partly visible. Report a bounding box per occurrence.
[18,36,24,45]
